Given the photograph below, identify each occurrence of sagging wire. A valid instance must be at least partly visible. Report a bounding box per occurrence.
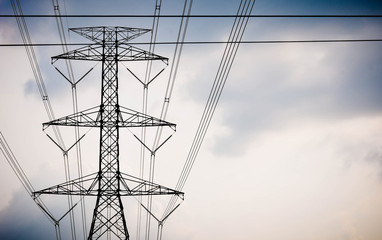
[139,0,194,239]
[51,2,77,239]
[2,38,382,47]
[162,0,256,226]
[51,1,88,238]
[10,0,65,150]
[153,0,193,150]
[136,0,163,238]
[10,1,76,238]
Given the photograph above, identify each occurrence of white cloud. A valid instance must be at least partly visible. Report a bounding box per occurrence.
[165,115,382,240]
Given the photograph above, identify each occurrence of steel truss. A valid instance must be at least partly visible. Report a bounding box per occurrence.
[34,26,183,240]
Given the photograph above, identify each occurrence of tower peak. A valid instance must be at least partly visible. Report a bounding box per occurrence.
[70,26,151,43]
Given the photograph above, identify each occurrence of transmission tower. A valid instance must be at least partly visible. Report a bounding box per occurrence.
[33,26,183,240]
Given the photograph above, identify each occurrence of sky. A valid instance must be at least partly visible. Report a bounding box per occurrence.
[1,0,382,240]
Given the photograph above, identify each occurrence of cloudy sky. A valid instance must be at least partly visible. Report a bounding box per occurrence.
[1,0,382,240]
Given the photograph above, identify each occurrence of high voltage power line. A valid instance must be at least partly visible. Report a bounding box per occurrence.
[1,39,382,47]
[136,1,164,239]
[148,0,194,238]
[51,0,87,238]
[1,14,382,18]
[162,0,256,222]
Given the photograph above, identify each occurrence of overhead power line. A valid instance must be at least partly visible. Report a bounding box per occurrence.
[10,0,66,149]
[138,1,167,240]
[51,0,87,238]
[1,39,382,47]
[1,14,382,18]
[143,0,194,239]
[10,1,75,239]
[162,0,256,221]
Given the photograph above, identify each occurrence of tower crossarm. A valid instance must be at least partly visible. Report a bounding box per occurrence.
[118,106,176,128]
[51,44,168,63]
[42,106,101,129]
[43,105,176,129]
[117,44,168,63]
[119,173,184,199]
[33,172,100,197]
[70,26,151,43]
[33,172,184,199]
[51,44,103,62]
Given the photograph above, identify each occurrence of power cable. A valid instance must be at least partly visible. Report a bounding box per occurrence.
[1,14,382,18]
[51,2,78,239]
[10,0,66,153]
[127,0,194,239]
[144,1,194,239]
[51,1,87,238]
[162,0,255,220]
[143,0,193,236]
[10,1,74,239]
[2,38,382,47]
[137,1,163,239]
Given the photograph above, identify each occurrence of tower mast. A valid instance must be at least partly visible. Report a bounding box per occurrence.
[34,26,183,240]
[88,26,128,239]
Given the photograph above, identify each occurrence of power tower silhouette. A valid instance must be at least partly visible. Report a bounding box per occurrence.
[33,26,183,240]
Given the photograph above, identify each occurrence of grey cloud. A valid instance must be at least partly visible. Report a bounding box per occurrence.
[208,41,382,155]
[365,146,382,179]
[24,79,37,96]
[0,190,56,240]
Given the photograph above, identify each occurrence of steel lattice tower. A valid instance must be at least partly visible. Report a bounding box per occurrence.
[33,26,183,240]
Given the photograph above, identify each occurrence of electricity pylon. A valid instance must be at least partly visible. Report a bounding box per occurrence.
[33,26,183,240]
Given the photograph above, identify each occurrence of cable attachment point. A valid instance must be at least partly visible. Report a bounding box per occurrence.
[53,62,97,87]
[125,66,166,88]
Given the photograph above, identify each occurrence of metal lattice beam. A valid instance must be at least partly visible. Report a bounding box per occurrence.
[43,106,176,129]
[33,172,184,198]
[70,26,151,43]
[51,44,168,63]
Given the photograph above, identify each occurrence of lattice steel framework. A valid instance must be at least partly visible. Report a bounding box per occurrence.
[33,26,183,240]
